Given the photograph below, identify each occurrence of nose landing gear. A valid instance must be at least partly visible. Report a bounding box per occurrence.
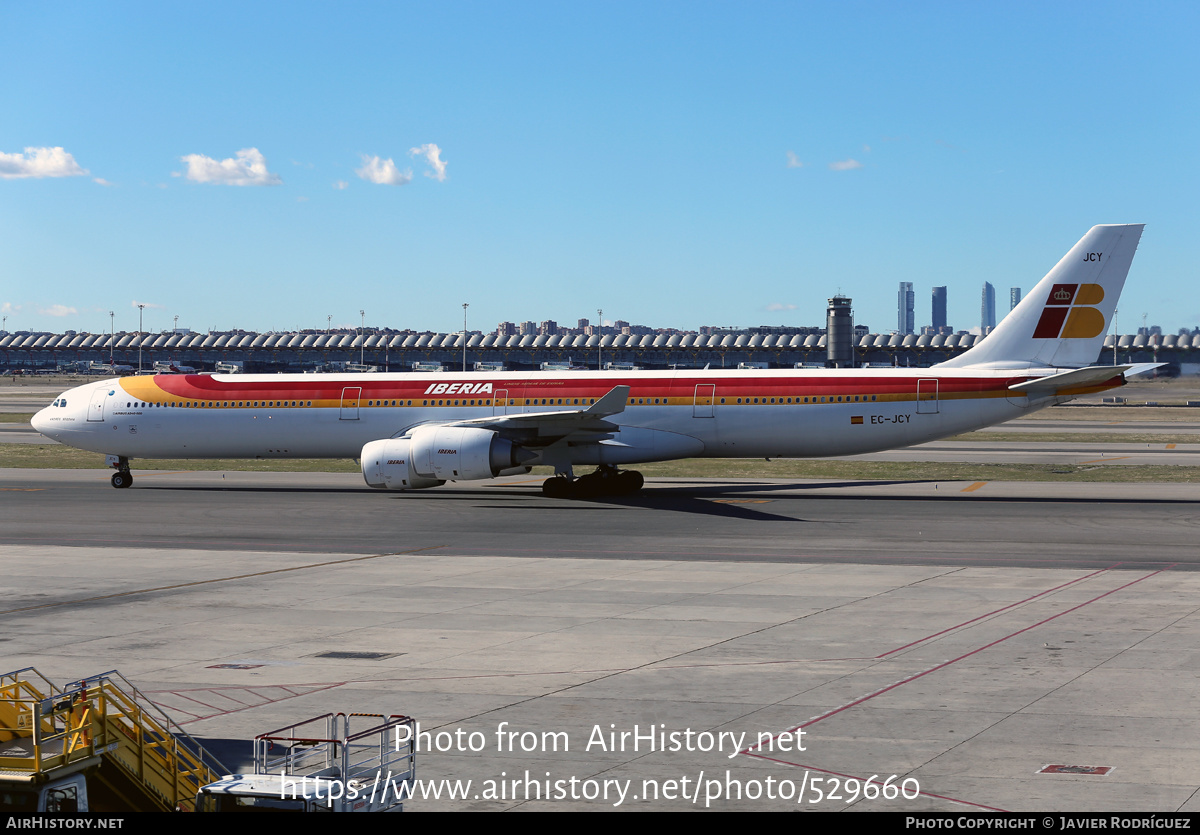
[106,455,133,489]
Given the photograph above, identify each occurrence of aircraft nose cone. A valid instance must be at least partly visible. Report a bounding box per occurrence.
[31,409,50,436]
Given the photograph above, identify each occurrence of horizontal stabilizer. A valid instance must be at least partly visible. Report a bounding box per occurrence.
[1008,364,1156,396]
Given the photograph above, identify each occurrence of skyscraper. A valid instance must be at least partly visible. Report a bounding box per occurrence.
[897,282,914,334]
[1010,287,1021,311]
[981,282,996,330]
[932,286,947,330]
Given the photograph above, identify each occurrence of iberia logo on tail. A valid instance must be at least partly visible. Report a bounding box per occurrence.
[1032,283,1106,339]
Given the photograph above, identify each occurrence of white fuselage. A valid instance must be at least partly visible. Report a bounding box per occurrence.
[31,366,1073,466]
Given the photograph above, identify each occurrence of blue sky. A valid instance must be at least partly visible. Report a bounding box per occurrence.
[2,1,1197,337]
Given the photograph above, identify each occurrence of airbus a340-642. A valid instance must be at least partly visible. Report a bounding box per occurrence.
[34,224,1151,497]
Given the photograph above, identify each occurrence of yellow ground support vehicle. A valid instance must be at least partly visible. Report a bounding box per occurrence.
[0,668,225,812]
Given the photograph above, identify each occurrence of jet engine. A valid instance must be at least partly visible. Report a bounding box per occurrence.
[361,426,535,490]
[361,438,444,490]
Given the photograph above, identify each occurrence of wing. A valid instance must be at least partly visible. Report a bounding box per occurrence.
[436,384,630,448]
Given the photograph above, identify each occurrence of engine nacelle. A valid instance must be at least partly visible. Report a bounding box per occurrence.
[361,438,444,490]
[361,427,534,490]
[408,424,533,481]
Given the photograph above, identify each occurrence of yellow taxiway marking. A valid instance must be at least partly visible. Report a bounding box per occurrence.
[711,499,773,504]
[484,478,546,487]
[1076,456,1131,465]
[0,487,43,491]
[1166,443,1177,449]
[961,482,987,492]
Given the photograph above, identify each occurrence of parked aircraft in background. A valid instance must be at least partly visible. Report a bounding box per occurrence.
[88,361,133,374]
[33,225,1150,497]
[152,361,197,374]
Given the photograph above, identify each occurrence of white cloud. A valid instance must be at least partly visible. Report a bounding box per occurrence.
[93,177,114,186]
[178,147,282,186]
[2,303,22,315]
[356,155,412,185]
[409,143,448,181]
[333,180,349,190]
[829,159,863,171]
[0,146,89,179]
[766,302,797,312]
[39,304,77,317]
[786,151,803,169]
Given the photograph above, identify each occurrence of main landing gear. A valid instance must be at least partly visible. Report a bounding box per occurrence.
[541,466,644,498]
[108,456,133,489]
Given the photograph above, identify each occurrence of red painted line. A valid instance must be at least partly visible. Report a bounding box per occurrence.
[174,682,346,725]
[149,704,205,720]
[876,567,1114,658]
[161,691,222,711]
[733,566,1174,811]
[210,690,253,706]
[151,684,281,693]
[748,567,1168,751]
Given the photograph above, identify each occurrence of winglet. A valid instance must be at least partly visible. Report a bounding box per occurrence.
[586,385,630,417]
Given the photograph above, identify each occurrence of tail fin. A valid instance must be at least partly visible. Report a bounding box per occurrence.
[941,224,1144,370]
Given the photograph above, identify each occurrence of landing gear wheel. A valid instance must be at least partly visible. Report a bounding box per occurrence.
[542,477,573,498]
[541,469,644,498]
[111,470,132,489]
[617,470,644,494]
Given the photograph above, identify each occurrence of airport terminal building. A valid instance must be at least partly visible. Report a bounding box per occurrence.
[1,327,1191,376]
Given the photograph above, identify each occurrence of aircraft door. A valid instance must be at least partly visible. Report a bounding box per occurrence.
[87,387,109,422]
[693,384,715,418]
[340,387,362,420]
[493,389,509,416]
[917,379,939,414]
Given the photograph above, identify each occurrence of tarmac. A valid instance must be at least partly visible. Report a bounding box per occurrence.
[3,468,1200,812]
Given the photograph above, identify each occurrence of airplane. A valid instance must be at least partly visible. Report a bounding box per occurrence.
[153,360,198,374]
[32,224,1153,497]
[89,361,133,374]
